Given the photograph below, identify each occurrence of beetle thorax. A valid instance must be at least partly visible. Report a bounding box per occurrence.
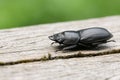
[62,31,80,45]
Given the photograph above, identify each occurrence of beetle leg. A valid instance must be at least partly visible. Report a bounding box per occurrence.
[107,40,116,42]
[78,43,92,48]
[63,45,77,50]
[55,49,61,52]
[91,42,105,47]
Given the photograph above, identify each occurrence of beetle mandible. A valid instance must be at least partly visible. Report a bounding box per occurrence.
[48,27,114,50]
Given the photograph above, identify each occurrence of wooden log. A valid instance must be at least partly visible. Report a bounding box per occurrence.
[0,16,120,80]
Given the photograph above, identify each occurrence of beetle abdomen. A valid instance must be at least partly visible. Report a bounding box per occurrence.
[79,27,113,43]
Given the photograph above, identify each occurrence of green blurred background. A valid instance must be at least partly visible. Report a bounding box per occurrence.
[0,0,120,29]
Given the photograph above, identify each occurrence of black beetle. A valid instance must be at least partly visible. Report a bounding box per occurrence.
[48,27,114,50]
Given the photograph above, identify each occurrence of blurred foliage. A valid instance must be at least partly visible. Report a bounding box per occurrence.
[0,0,120,29]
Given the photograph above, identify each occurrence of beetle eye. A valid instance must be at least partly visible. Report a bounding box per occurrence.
[56,34,64,42]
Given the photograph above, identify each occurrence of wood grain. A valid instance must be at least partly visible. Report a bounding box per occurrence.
[0,16,120,80]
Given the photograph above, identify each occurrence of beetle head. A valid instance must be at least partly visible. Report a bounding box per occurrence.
[48,33,64,43]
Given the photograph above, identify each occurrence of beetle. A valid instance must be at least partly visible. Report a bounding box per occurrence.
[48,27,114,50]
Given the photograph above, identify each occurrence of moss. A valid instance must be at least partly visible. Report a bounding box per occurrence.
[1,49,120,66]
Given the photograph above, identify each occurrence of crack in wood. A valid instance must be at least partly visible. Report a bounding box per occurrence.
[0,48,120,66]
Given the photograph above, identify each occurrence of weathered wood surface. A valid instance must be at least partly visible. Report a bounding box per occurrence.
[0,16,120,80]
